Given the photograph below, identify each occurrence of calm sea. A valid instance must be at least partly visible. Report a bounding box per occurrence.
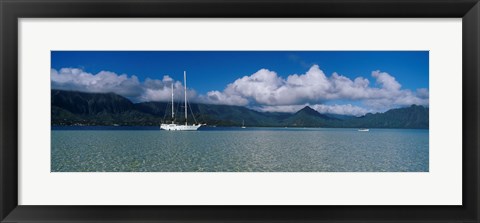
[51,127,429,172]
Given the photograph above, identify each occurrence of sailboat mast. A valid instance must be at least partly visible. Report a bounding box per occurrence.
[184,71,187,126]
[171,82,174,122]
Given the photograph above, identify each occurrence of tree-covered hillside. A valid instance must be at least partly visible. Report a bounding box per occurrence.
[51,90,429,129]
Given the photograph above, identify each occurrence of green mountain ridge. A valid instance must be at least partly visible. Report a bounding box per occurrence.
[51,90,429,129]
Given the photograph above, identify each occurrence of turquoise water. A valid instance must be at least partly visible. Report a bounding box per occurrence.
[51,127,429,172]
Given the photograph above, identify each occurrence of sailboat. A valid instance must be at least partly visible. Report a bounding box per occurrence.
[241,120,246,128]
[160,71,203,131]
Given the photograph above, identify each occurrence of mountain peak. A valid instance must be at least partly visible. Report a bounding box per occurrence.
[296,106,321,116]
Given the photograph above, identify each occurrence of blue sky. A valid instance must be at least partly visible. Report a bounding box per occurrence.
[51,51,429,116]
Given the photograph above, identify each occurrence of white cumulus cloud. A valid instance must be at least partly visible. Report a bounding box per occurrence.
[51,68,196,102]
[51,68,143,98]
[197,91,249,106]
[202,65,428,114]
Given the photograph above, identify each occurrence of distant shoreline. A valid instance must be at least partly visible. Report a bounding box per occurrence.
[51,125,429,130]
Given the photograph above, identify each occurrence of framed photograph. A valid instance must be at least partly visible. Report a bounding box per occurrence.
[1,0,479,222]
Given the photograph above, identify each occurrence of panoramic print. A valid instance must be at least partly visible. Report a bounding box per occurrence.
[51,51,429,172]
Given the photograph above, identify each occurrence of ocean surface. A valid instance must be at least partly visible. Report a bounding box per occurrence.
[51,127,429,172]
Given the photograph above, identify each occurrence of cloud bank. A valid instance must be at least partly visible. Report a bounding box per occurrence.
[51,65,428,116]
[253,104,371,117]
[51,68,197,102]
[204,65,428,108]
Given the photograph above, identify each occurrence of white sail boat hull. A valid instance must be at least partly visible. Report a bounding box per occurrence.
[160,123,203,131]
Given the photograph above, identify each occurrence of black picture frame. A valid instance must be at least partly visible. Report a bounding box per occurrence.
[1,0,479,222]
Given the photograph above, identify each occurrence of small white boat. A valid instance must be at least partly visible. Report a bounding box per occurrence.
[358,128,369,132]
[241,120,246,128]
[160,71,204,131]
